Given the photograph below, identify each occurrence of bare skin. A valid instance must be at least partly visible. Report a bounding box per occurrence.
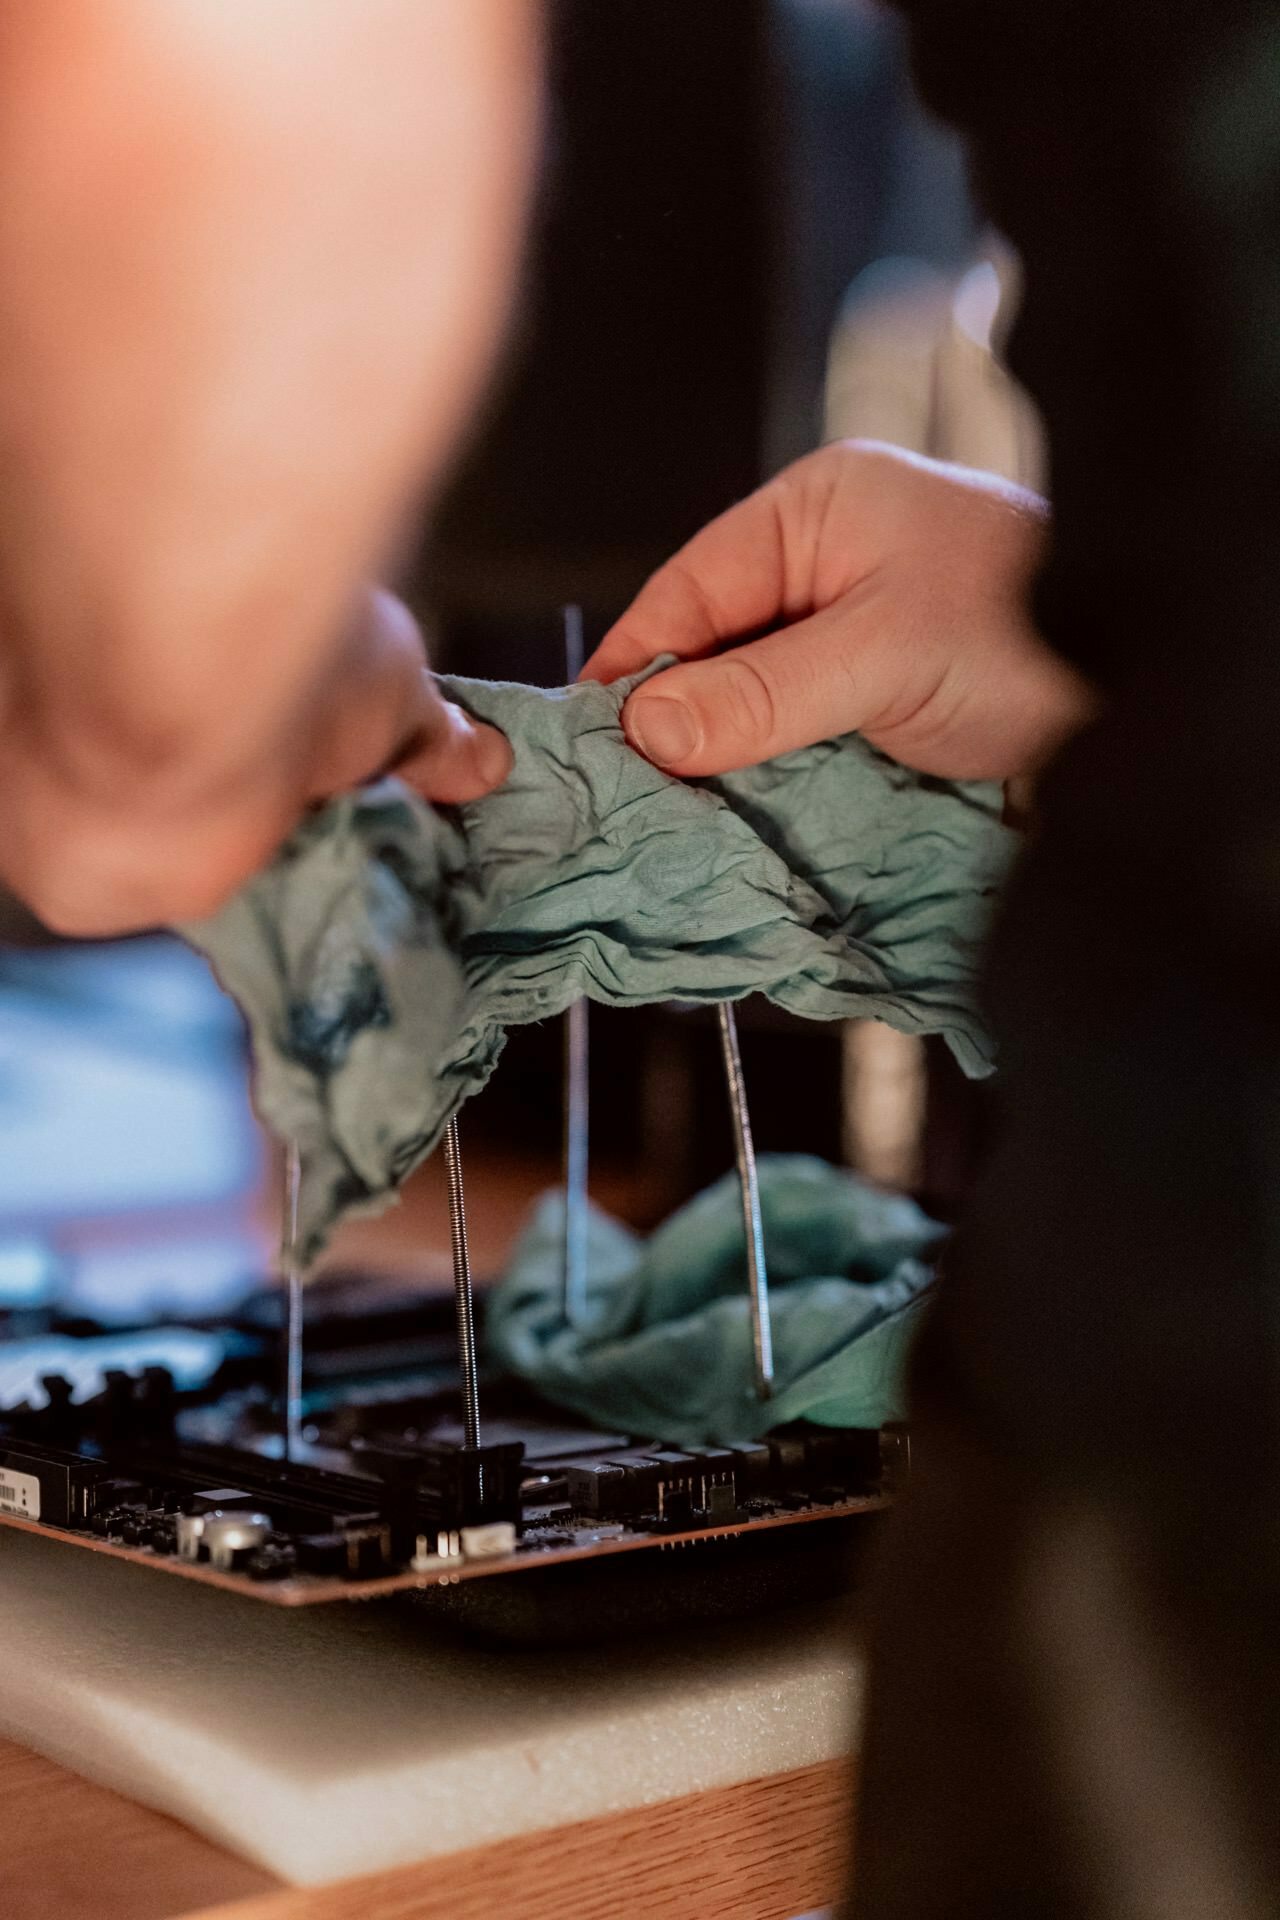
[583,440,1094,785]
[0,0,540,935]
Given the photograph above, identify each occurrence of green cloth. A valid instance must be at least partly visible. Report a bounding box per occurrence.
[487,1155,942,1444]
[183,667,1011,1258]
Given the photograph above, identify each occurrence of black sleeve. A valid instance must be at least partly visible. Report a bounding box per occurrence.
[845,13,1280,1911]
[889,0,1280,1501]
[840,11,1280,1904]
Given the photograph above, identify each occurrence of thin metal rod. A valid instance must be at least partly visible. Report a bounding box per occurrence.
[560,603,591,1328]
[281,1141,304,1459]
[562,1000,590,1325]
[443,1117,481,1449]
[561,602,585,682]
[717,1004,774,1400]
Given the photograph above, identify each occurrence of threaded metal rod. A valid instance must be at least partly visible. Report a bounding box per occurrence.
[717,1003,774,1400]
[561,999,590,1325]
[443,1117,481,1449]
[281,1140,305,1459]
[560,603,591,1328]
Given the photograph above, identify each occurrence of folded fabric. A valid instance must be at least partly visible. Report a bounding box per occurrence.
[183,667,1011,1258]
[486,1155,943,1444]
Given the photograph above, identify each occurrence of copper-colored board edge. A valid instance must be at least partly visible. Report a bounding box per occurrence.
[0,1495,887,1606]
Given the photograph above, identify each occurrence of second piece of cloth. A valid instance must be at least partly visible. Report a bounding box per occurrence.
[487,1154,944,1445]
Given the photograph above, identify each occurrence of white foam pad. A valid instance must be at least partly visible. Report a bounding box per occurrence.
[0,1527,861,1885]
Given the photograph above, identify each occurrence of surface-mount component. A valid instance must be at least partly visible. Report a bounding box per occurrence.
[0,1366,891,1608]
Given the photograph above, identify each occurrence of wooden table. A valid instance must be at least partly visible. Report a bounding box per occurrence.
[2,1738,854,1920]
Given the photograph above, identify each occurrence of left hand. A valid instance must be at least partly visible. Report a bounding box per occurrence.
[0,1,535,936]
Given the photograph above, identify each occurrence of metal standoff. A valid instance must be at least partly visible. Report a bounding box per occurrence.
[717,1003,775,1400]
[443,1116,482,1450]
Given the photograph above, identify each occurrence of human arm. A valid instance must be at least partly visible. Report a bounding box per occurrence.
[0,0,539,934]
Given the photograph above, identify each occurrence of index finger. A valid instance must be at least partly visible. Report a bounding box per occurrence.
[579,461,824,685]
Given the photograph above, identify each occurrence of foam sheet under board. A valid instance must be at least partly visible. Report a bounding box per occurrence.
[0,1527,862,1886]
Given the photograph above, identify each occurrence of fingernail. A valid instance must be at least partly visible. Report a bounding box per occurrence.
[472,721,514,790]
[626,696,700,767]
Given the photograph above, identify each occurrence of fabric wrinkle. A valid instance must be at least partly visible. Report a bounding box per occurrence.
[184,666,1011,1258]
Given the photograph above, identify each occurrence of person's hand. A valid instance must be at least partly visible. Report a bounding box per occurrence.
[0,582,511,938]
[304,587,512,809]
[582,441,1094,783]
[0,0,537,937]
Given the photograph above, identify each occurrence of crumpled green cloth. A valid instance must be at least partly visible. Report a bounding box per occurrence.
[487,1155,943,1444]
[183,668,1010,1258]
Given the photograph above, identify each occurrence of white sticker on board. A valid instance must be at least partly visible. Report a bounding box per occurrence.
[0,1467,40,1520]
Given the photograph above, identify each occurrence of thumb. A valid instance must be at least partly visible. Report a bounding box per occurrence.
[621,601,899,777]
[393,687,514,804]
[309,586,513,805]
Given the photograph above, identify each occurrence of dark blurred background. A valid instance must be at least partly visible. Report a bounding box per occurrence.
[419,0,971,664]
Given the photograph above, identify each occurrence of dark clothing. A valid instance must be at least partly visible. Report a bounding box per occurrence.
[851,7,1280,1914]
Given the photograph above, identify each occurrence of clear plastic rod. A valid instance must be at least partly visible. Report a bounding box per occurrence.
[717,1003,774,1400]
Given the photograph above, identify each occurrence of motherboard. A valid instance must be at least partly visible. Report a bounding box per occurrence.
[0,1273,901,1609]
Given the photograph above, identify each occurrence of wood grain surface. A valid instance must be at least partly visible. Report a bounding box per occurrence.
[0,1738,278,1920]
[0,1735,854,1920]
[189,1760,856,1920]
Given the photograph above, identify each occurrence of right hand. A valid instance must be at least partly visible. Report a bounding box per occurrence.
[582,440,1095,785]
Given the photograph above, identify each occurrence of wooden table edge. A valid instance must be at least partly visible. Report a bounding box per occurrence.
[186,1756,857,1920]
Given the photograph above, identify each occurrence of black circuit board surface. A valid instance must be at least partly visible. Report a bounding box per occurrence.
[0,1416,896,1605]
[0,1278,903,1606]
